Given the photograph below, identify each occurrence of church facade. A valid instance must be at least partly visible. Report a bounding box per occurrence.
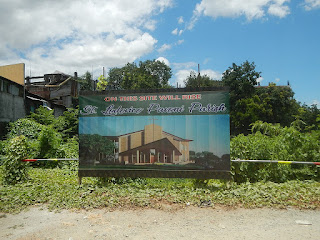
[111,124,193,165]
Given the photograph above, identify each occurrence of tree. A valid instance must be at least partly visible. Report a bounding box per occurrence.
[256,83,299,127]
[232,95,273,134]
[97,75,108,91]
[184,71,223,88]
[79,134,115,164]
[107,59,172,90]
[293,104,320,132]
[79,71,94,91]
[222,61,261,135]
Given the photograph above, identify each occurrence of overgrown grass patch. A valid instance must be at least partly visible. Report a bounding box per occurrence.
[0,168,319,213]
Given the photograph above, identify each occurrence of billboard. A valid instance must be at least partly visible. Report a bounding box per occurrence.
[79,88,230,179]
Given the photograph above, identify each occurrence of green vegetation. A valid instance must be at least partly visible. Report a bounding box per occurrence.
[0,168,319,213]
[2,136,30,185]
[96,59,172,90]
[231,121,320,183]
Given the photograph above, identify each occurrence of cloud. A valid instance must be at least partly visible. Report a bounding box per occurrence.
[188,0,291,29]
[303,0,320,10]
[172,28,178,35]
[178,16,184,24]
[171,61,221,87]
[172,28,183,36]
[201,69,222,80]
[173,62,198,70]
[312,100,320,106]
[177,39,184,45]
[158,43,172,53]
[174,69,192,87]
[0,0,173,76]
[257,77,264,83]
[275,77,280,82]
[156,57,170,66]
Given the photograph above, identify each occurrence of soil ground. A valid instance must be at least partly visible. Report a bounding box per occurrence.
[1,206,319,240]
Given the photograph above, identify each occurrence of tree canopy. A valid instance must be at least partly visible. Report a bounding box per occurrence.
[98,59,172,90]
[184,71,223,88]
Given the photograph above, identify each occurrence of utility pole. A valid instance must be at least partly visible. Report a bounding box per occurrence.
[197,64,201,87]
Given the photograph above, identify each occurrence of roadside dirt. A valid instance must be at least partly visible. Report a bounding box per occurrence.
[1,205,319,240]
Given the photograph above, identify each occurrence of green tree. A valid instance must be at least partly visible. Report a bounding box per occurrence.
[294,104,320,132]
[222,61,261,135]
[96,75,109,91]
[79,71,94,91]
[256,83,299,127]
[232,95,273,134]
[222,61,261,106]
[184,71,223,88]
[79,134,115,164]
[107,59,172,90]
[29,106,56,126]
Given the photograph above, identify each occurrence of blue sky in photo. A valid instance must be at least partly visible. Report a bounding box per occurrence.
[79,114,230,157]
[1,1,319,106]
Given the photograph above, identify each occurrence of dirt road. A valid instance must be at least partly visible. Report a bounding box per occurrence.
[1,206,319,240]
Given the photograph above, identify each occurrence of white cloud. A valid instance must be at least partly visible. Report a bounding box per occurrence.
[171,62,221,87]
[177,40,184,45]
[0,0,173,76]
[303,0,320,10]
[312,100,320,106]
[172,28,183,36]
[158,43,172,53]
[156,57,170,66]
[257,76,264,83]
[275,77,280,82]
[173,62,198,70]
[178,16,184,24]
[188,0,291,29]
[174,69,192,87]
[172,28,178,35]
[201,69,222,80]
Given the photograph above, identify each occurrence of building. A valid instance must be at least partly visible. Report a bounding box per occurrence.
[110,124,193,165]
[0,76,26,137]
[25,71,79,108]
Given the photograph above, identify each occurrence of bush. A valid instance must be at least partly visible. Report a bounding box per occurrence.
[231,121,320,183]
[2,136,29,185]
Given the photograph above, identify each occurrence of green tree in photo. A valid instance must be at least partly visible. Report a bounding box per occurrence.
[79,134,115,164]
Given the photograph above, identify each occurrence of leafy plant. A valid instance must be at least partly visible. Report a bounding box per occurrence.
[0,168,319,213]
[231,121,320,183]
[2,136,29,185]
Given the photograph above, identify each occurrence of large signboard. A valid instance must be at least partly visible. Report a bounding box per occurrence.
[78,88,230,179]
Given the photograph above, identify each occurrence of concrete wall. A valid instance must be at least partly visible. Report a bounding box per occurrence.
[0,92,26,122]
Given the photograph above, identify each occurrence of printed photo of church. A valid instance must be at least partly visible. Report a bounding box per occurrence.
[109,123,193,165]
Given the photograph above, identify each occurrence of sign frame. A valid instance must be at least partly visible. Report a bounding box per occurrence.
[78,87,231,180]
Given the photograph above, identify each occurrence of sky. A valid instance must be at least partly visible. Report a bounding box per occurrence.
[1,0,319,106]
[79,115,230,156]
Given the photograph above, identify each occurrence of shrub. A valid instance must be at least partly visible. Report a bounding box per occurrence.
[2,136,29,185]
[231,121,320,183]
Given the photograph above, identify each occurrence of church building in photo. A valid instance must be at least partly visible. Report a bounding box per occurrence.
[111,124,193,165]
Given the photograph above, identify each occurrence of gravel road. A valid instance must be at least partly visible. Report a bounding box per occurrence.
[1,206,319,240]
